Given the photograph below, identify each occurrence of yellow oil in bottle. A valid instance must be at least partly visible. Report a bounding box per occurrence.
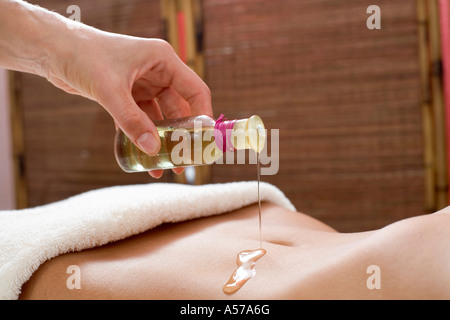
[114,115,265,173]
[115,126,222,172]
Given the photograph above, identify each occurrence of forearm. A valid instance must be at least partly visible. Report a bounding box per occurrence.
[0,0,74,77]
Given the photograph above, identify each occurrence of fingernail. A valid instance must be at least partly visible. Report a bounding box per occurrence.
[137,132,159,155]
[173,167,185,175]
[149,170,163,179]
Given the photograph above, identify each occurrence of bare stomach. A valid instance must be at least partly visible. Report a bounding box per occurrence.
[19,202,450,299]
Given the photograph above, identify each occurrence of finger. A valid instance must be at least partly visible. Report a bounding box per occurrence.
[131,77,162,103]
[137,101,187,177]
[168,56,212,117]
[137,100,167,178]
[137,100,165,178]
[149,169,163,179]
[139,100,185,176]
[138,99,164,122]
[157,86,191,119]
[99,88,161,156]
[172,167,185,175]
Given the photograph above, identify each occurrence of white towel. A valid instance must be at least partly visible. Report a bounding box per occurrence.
[0,181,295,300]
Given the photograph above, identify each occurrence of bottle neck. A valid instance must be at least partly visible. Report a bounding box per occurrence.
[214,114,266,153]
[214,114,237,152]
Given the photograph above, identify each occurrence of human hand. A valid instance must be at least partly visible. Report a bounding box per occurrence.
[45,29,212,178]
[0,2,213,178]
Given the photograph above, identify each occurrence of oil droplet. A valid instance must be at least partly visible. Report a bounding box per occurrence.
[222,248,266,295]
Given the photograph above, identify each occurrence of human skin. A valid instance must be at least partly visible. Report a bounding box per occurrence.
[19,202,450,299]
[0,0,212,178]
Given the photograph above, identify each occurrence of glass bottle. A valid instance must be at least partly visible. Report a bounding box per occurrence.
[114,114,265,173]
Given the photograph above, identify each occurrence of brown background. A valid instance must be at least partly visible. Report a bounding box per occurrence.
[12,0,427,232]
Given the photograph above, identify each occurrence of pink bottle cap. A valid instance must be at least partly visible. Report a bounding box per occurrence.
[214,114,236,152]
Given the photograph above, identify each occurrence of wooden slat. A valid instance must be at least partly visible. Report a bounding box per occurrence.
[162,0,211,185]
[203,0,425,231]
[428,0,449,208]
[8,71,27,209]
[417,0,437,212]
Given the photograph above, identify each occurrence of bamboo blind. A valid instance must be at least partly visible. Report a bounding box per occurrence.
[203,0,427,231]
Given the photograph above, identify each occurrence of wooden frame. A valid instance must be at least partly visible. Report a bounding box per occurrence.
[417,0,448,211]
[160,0,210,185]
[8,71,28,209]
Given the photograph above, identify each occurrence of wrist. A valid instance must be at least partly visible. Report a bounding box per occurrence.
[0,1,77,78]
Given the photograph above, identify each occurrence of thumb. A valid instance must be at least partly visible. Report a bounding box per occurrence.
[105,93,161,156]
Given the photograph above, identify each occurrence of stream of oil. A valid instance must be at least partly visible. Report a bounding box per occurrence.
[223,153,266,294]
